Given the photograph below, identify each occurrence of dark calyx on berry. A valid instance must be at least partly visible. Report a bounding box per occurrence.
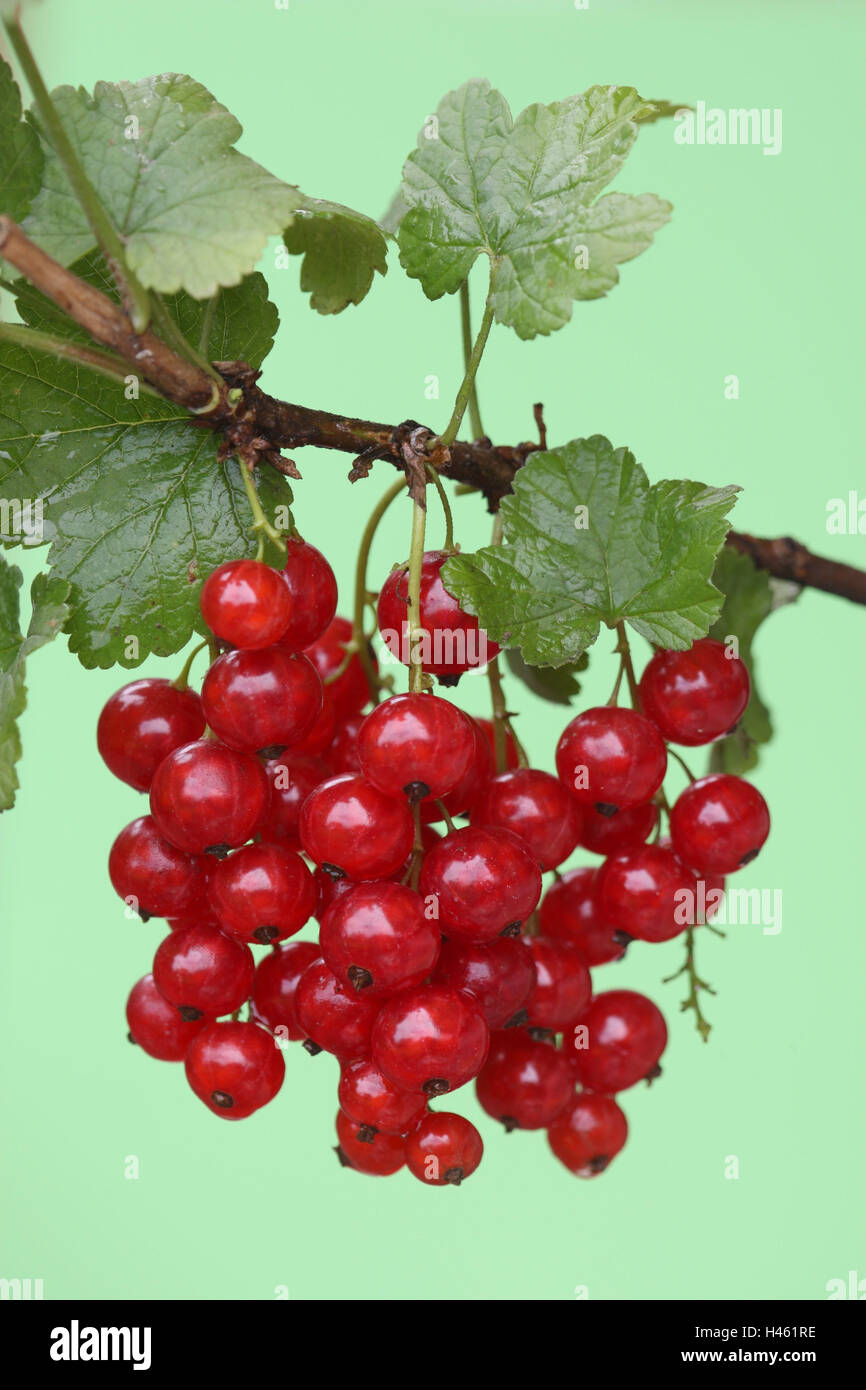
[501,1116,519,1134]
[444,1166,465,1184]
[588,1155,610,1175]
[500,921,522,937]
[357,1125,377,1144]
[505,1009,529,1028]
[322,863,346,880]
[205,843,231,859]
[334,1145,353,1168]
[258,744,288,760]
[423,1077,450,1097]
[739,848,760,866]
[210,1090,234,1109]
[178,1005,203,1021]
[595,802,619,817]
[347,965,374,992]
[253,925,281,944]
[303,1039,323,1056]
[403,780,431,804]
[645,1063,663,1085]
[528,1027,555,1043]
[612,930,634,949]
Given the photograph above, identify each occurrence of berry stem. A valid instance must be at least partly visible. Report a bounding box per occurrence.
[238,461,288,557]
[613,621,641,707]
[150,292,222,383]
[433,799,457,834]
[459,279,486,442]
[410,804,424,891]
[486,513,528,772]
[667,747,698,783]
[172,640,209,692]
[663,927,715,1041]
[425,463,456,551]
[407,493,428,694]
[439,276,494,448]
[352,477,406,703]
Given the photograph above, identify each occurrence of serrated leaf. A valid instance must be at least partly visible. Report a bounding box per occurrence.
[397,80,671,339]
[283,198,388,313]
[0,329,291,668]
[0,557,70,809]
[24,74,301,298]
[442,436,739,666]
[0,56,44,222]
[505,647,588,705]
[708,548,799,774]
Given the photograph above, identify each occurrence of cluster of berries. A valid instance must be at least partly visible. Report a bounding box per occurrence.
[102,537,769,1185]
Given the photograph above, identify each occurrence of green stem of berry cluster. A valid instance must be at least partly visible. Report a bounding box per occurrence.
[238,462,288,562]
[150,292,221,383]
[406,495,428,694]
[425,463,456,551]
[172,639,209,691]
[663,927,717,1042]
[459,280,486,443]
[350,477,406,705]
[439,275,495,449]
[486,512,529,773]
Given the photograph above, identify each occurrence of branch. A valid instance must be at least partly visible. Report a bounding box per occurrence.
[726,531,866,607]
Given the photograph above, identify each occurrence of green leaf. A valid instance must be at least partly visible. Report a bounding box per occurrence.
[24,74,302,298]
[0,325,291,669]
[396,80,672,339]
[708,548,800,774]
[635,100,693,124]
[505,647,588,705]
[0,55,44,221]
[283,198,388,313]
[442,436,739,666]
[0,557,70,809]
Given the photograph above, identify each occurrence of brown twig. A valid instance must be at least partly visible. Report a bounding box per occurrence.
[726,531,866,607]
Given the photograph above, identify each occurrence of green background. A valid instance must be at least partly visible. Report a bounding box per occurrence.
[2,0,864,1301]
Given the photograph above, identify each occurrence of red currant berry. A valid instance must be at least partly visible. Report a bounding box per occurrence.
[208,842,317,944]
[472,768,583,871]
[476,1030,574,1130]
[259,753,329,849]
[548,1093,628,1176]
[566,989,667,1093]
[670,774,770,875]
[280,536,338,649]
[377,550,500,679]
[372,984,489,1096]
[334,1109,405,1176]
[305,616,373,722]
[320,881,441,997]
[126,973,206,1061]
[185,1020,284,1119]
[639,637,750,746]
[109,815,205,919]
[283,692,337,758]
[404,1112,483,1186]
[153,923,254,1020]
[538,867,625,966]
[314,866,362,919]
[580,800,658,856]
[200,559,292,650]
[420,716,492,824]
[475,717,519,770]
[299,773,414,879]
[433,936,535,1029]
[329,713,364,774]
[555,706,667,814]
[524,937,592,1031]
[294,960,380,1059]
[338,1059,427,1138]
[251,940,321,1040]
[596,844,697,943]
[358,693,475,803]
[150,740,268,855]
[201,647,322,754]
[97,679,205,792]
[419,827,542,942]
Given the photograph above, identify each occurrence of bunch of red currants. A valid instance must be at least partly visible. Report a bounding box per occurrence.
[102,538,769,1185]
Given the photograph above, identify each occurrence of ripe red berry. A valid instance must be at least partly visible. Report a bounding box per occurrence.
[150,740,268,855]
[299,773,415,879]
[294,960,380,1059]
[419,827,542,941]
[97,679,205,791]
[596,844,697,943]
[377,549,500,678]
[334,1109,406,1176]
[126,973,206,1061]
[639,637,750,746]
[208,842,317,944]
[109,815,205,919]
[328,713,364,774]
[201,647,322,754]
[476,1030,574,1131]
[200,559,292,650]
[305,616,373,721]
[358,693,475,803]
[338,1059,427,1138]
[280,536,338,649]
[185,1020,285,1119]
[548,1093,628,1176]
[419,716,492,824]
[433,935,535,1029]
[580,800,658,856]
[538,867,625,966]
[320,881,441,997]
[404,1112,484,1186]
[152,923,254,1020]
[251,940,321,1040]
[524,938,592,1030]
[555,706,667,813]
[566,989,667,1093]
[283,693,337,758]
[372,984,489,1095]
[472,768,583,870]
[475,717,519,770]
[670,774,770,875]
[259,753,329,848]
